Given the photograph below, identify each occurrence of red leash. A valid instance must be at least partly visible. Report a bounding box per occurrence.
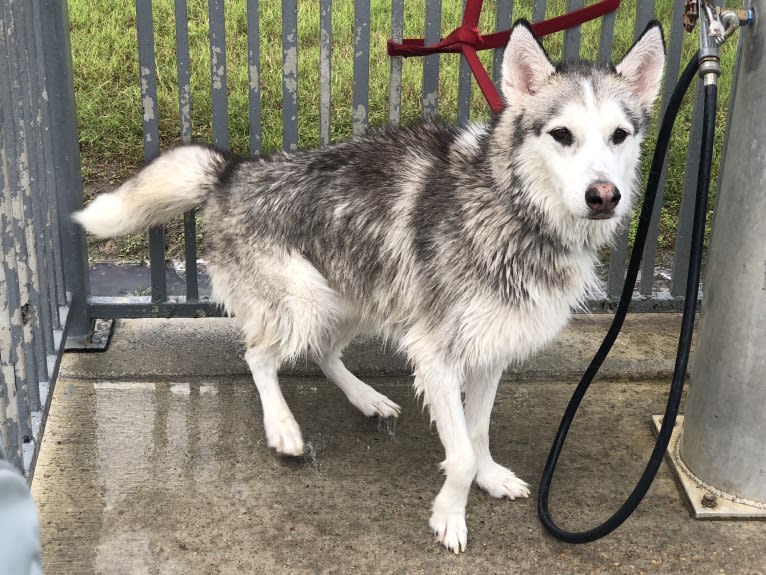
[387,0,621,113]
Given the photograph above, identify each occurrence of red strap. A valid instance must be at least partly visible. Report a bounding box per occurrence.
[387,0,621,113]
[462,46,504,114]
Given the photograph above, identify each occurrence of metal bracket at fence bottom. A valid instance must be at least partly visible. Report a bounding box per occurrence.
[652,415,766,518]
[65,297,225,351]
[64,318,115,352]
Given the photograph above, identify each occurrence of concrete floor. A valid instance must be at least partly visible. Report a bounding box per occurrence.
[32,316,766,574]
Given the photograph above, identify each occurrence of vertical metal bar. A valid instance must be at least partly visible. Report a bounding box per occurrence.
[208,0,228,149]
[175,0,193,144]
[136,0,160,163]
[563,0,584,61]
[0,12,24,465]
[26,0,58,341]
[606,2,657,298]
[422,0,441,120]
[493,0,514,88]
[319,0,332,145]
[20,0,53,390]
[174,0,198,301]
[533,0,547,22]
[389,0,404,125]
[353,0,370,136]
[640,1,684,295]
[247,0,262,155]
[670,82,703,297]
[0,277,24,469]
[457,53,473,125]
[26,1,58,360]
[13,0,47,391]
[4,0,42,408]
[597,10,617,65]
[634,1,655,34]
[455,0,473,123]
[0,356,20,471]
[40,0,90,341]
[136,0,167,303]
[0,214,26,470]
[31,0,65,327]
[671,0,722,297]
[182,218,198,300]
[605,92,632,287]
[147,232,167,302]
[0,0,35,449]
[282,0,298,152]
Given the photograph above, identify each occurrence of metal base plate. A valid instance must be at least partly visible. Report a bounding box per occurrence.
[652,415,766,519]
[65,318,114,352]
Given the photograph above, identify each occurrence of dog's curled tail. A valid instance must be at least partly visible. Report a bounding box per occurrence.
[73,145,231,238]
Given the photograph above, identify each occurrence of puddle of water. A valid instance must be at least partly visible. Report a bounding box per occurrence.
[377,417,397,437]
[302,434,322,473]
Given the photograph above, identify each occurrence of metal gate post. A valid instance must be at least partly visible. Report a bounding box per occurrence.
[674,1,766,516]
[39,0,91,343]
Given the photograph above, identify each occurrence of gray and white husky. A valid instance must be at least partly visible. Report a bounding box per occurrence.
[75,21,665,552]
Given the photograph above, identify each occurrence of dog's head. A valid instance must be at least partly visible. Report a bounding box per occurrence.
[495,20,665,226]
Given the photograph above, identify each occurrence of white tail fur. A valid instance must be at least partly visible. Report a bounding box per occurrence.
[73,145,227,238]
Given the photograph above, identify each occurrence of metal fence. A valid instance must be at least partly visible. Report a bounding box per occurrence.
[84,0,722,319]
[0,0,728,472]
[0,0,89,474]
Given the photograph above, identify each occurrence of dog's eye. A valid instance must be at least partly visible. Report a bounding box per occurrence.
[549,127,573,147]
[611,128,629,145]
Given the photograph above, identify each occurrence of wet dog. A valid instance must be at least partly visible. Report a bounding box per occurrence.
[75,20,665,552]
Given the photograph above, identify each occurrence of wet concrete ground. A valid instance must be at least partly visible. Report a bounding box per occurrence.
[32,318,766,574]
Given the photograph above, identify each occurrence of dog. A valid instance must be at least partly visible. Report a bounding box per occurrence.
[74,20,665,553]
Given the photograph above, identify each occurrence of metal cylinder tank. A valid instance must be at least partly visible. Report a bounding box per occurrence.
[680,1,766,503]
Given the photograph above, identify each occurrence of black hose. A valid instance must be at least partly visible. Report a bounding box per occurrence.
[537,51,718,543]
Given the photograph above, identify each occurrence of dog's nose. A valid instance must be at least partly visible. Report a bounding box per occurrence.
[585,181,621,214]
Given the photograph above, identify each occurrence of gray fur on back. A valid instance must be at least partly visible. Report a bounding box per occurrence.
[206,122,563,330]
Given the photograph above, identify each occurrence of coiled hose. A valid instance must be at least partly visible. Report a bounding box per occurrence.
[538,51,718,543]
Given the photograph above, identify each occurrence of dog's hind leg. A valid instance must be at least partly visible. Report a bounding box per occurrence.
[211,249,340,457]
[464,367,530,500]
[246,346,304,456]
[415,360,476,553]
[315,353,401,419]
[312,321,401,419]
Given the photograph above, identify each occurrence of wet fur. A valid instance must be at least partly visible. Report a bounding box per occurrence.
[74,21,665,553]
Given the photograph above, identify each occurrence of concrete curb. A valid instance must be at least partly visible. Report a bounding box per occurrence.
[60,313,688,382]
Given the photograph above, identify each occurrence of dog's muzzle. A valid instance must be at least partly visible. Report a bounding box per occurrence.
[585,181,621,220]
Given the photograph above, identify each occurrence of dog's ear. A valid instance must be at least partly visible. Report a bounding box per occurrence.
[501,20,555,105]
[615,21,665,109]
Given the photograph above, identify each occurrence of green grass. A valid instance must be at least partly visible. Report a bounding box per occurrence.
[69,0,739,261]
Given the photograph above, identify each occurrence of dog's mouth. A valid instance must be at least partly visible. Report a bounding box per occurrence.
[586,211,615,220]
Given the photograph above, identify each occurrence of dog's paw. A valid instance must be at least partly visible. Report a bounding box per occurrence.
[263,413,304,456]
[352,387,401,420]
[475,462,531,500]
[429,508,467,554]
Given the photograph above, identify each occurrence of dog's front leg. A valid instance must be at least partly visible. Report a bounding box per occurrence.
[464,367,530,500]
[246,346,304,456]
[416,362,476,553]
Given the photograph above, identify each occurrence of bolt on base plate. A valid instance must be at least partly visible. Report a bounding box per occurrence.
[652,415,766,519]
